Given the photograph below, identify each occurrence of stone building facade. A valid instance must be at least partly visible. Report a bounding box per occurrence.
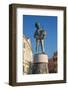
[48,52,57,73]
[23,36,33,74]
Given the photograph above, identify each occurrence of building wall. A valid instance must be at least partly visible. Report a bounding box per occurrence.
[23,36,33,74]
[48,52,57,73]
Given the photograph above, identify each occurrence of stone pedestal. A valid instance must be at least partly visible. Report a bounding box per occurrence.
[32,53,49,74]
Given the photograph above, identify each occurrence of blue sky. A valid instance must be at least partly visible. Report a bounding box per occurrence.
[23,15,57,58]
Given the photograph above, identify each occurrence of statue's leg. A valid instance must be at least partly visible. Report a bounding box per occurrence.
[36,39,39,53]
[41,39,44,53]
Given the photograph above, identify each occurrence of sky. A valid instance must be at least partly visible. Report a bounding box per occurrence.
[23,15,57,58]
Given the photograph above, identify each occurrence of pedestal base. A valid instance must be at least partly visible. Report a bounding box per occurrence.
[32,53,49,74]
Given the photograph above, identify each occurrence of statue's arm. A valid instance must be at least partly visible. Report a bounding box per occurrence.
[34,30,38,39]
[44,31,46,36]
[34,31,36,38]
[42,30,46,37]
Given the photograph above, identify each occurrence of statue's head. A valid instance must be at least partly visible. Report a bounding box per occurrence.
[35,22,40,29]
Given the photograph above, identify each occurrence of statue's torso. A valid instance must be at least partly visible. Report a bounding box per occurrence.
[34,29,45,40]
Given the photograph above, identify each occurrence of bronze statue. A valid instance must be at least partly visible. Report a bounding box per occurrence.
[34,22,46,53]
